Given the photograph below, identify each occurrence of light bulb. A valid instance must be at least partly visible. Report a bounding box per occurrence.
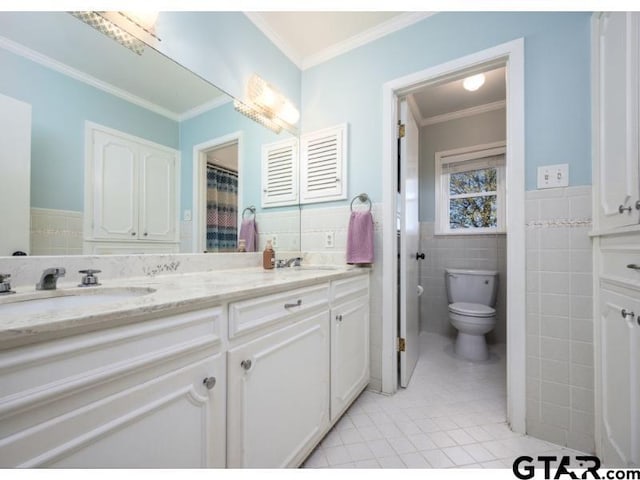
[279,101,300,125]
[463,73,485,92]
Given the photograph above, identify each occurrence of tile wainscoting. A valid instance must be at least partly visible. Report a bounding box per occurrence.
[30,208,83,256]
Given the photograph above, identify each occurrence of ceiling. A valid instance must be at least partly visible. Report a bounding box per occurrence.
[0,11,227,120]
[246,11,433,69]
[410,67,506,124]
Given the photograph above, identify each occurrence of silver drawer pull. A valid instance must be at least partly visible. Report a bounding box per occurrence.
[241,359,252,370]
[284,299,302,309]
[626,264,640,270]
[619,205,632,214]
[202,377,216,390]
[621,309,635,320]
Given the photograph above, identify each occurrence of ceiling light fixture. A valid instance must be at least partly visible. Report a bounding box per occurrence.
[234,74,299,135]
[463,73,486,92]
[70,11,161,56]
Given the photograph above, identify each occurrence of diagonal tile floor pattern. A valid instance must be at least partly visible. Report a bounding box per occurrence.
[303,332,586,468]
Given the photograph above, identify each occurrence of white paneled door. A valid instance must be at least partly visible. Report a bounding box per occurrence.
[399,99,420,388]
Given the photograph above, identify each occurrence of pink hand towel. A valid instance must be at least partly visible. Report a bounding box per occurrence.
[346,211,374,264]
[239,219,258,252]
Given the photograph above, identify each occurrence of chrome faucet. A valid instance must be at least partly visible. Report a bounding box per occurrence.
[276,257,302,268]
[36,267,66,290]
[0,273,15,295]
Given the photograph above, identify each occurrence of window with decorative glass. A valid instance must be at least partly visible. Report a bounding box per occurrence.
[435,143,506,235]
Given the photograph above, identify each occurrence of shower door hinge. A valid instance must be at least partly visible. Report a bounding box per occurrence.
[397,337,406,352]
[398,123,405,139]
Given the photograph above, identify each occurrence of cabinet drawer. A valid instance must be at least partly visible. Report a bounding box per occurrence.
[330,274,369,304]
[0,307,223,407]
[600,244,640,287]
[228,283,329,339]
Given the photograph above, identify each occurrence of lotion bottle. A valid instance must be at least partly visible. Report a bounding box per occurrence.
[263,239,275,270]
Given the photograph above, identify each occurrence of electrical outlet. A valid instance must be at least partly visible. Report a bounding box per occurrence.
[537,164,569,189]
[271,235,278,248]
[324,231,335,248]
[183,210,192,221]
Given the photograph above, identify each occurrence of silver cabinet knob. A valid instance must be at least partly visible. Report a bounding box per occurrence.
[621,309,636,321]
[336,314,343,322]
[619,205,632,214]
[241,359,252,370]
[131,232,137,236]
[144,232,148,236]
[202,376,216,390]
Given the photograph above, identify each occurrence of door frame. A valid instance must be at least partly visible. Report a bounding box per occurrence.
[381,38,526,433]
[192,131,243,253]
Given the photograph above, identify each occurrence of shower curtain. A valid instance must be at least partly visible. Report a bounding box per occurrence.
[206,164,238,252]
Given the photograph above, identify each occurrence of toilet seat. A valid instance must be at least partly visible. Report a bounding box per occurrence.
[448,302,495,318]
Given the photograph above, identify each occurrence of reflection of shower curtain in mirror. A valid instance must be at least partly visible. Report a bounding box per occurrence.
[206,164,238,252]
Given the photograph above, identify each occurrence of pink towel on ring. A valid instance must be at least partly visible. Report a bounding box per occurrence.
[239,219,258,252]
[346,211,374,264]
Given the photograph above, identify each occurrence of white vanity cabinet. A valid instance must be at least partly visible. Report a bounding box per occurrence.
[330,276,370,421]
[0,307,226,468]
[593,12,640,231]
[84,124,179,253]
[226,283,331,468]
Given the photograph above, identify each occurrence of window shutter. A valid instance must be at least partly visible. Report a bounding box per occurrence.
[261,138,298,208]
[300,123,347,203]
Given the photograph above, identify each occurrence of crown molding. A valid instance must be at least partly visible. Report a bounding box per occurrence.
[179,95,233,121]
[420,100,506,127]
[244,12,304,69]
[302,12,435,70]
[0,36,184,121]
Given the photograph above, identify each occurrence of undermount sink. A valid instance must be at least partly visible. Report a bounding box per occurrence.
[0,287,155,315]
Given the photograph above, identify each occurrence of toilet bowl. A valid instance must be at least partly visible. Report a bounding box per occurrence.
[445,269,499,362]
[448,302,496,361]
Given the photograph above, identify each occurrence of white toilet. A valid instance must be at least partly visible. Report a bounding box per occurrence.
[445,268,499,361]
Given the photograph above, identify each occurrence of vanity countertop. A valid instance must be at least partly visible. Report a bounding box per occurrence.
[0,266,369,350]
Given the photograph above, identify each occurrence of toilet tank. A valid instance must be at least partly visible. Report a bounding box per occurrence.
[445,268,498,306]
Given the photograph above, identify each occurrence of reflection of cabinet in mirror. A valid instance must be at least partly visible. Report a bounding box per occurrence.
[83,123,179,254]
[0,94,31,256]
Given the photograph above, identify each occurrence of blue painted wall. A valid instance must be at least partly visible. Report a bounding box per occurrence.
[156,12,301,110]
[0,48,178,212]
[179,101,293,214]
[301,12,592,206]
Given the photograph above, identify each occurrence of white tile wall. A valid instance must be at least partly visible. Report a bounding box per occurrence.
[418,223,507,344]
[30,208,83,256]
[525,185,594,453]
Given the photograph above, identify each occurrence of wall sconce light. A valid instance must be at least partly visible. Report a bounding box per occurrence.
[234,74,300,134]
[70,11,161,56]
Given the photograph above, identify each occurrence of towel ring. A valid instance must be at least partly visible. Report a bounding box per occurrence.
[350,193,372,212]
[242,205,256,219]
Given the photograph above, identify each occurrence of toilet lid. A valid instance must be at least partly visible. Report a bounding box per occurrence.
[449,302,495,317]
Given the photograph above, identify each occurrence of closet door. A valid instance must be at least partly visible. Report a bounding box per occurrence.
[139,146,177,242]
[91,130,139,240]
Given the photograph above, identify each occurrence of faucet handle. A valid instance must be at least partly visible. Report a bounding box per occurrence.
[0,273,14,294]
[78,269,101,287]
[0,273,10,282]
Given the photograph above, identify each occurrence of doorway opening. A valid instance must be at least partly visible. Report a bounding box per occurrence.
[383,39,525,433]
[192,132,243,253]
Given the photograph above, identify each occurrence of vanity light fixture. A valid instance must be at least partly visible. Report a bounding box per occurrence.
[234,74,300,134]
[70,11,161,56]
[463,73,486,92]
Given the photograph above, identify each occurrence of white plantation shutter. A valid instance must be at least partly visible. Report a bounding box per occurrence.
[300,123,347,203]
[261,138,298,207]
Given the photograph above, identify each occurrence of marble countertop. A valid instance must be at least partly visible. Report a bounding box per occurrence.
[0,266,368,350]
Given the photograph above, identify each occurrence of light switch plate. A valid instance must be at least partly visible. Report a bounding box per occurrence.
[183,210,192,221]
[537,164,569,189]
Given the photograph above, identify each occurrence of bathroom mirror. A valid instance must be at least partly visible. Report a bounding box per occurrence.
[0,11,301,257]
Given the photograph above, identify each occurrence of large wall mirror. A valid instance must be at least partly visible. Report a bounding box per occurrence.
[0,11,301,257]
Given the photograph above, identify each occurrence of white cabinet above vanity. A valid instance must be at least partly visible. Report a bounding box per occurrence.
[0,266,370,468]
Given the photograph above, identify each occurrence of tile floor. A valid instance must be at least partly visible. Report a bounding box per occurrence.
[303,332,585,468]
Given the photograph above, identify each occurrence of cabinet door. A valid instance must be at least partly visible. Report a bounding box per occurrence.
[331,297,370,421]
[596,12,640,230]
[139,146,178,242]
[261,137,298,207]
[227,311,330,468]
[92,130,139,239]
[598,287,640,467]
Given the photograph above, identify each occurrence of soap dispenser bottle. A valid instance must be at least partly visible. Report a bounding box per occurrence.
[263,239,275,270]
